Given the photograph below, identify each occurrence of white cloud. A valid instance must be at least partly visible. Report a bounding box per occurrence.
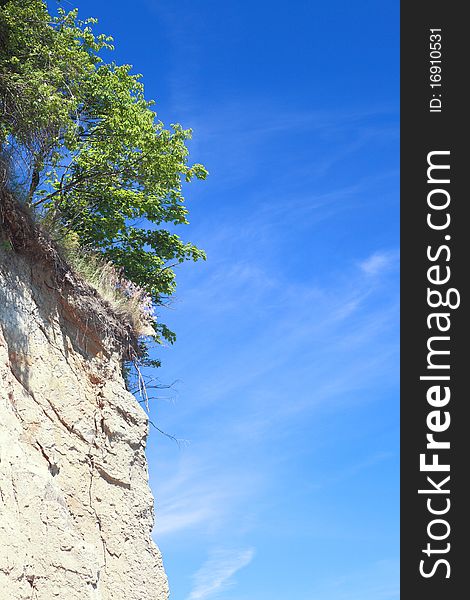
[187,548,255,600]
[153,456,260,538]
[359,251,398,277]
[153,468,229,537]
[155,504,216,537]
[150,208,399,567]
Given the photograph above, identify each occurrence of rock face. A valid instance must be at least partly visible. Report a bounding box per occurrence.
[0,243,169,598]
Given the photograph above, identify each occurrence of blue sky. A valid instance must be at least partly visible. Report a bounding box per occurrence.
[69,1,399,598]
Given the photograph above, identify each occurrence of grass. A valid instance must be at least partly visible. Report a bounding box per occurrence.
[67,249,155,337]
[43,222,156,338]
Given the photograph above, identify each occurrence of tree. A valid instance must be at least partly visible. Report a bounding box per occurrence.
[0,0,207,348]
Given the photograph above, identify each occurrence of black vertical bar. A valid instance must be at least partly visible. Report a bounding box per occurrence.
[401,3,469,598]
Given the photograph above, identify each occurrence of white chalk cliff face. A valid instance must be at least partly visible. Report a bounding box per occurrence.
[0,245,169,599]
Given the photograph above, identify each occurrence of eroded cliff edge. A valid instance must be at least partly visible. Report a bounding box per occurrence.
[0,200,169,599]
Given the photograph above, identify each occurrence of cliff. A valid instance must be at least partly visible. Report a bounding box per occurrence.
[0,197,169,599]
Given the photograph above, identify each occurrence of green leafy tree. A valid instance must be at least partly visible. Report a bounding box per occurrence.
[0,0,207,348]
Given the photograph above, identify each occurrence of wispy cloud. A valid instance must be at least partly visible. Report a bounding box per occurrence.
[174,251,398,413]
[359,250,399,277]
[187,548,255,600]
[154,465,228,537]
[153,455,261,538]
[182,106,398,193]
[151,245,398,549]
[313,558,399,600]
